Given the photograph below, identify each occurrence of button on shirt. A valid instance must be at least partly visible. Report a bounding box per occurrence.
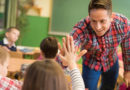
[71,13,130,72]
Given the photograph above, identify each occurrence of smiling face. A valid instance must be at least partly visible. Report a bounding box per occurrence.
[89,9,112,36]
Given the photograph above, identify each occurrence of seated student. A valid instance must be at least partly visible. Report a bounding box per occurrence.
[22,36,86,90]
[39,36,86,65]
[0,46,22,89]
[0,27,20,51]
[40,36,58,60]
[39,37,63,65]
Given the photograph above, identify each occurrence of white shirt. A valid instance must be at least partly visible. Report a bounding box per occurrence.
[3,37,16,47]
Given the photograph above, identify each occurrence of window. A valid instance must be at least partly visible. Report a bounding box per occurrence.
[0,0,5,30]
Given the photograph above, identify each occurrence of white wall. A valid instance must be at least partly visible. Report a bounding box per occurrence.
[33,0,52,17]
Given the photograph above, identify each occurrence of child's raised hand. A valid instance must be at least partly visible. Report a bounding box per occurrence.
[59,35,87,70]
[59,35,76,70]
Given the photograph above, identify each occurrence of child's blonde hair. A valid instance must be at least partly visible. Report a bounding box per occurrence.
[0,46,10,65]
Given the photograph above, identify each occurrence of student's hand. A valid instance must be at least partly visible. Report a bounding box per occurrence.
[58,35,87,66]
[124,71,130,87]
[59,35,76,70]
[59,35,87,70]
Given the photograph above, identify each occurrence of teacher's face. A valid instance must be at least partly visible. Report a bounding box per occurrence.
[89,9,112,36]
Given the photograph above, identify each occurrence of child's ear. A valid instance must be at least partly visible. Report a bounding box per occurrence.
[41,51,45,59]
[5,32,9,38]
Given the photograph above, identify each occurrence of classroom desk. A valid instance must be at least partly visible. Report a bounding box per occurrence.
[18,46,41,59]
[9,48,41,59]
[8,58,36,72]
[22,49,40,59]
[9,51,23,58]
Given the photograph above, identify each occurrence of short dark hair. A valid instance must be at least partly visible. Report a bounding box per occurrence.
[6,27,20,32]
[22,60,68,90]
[40,37,58,58]
[88,0,112,15]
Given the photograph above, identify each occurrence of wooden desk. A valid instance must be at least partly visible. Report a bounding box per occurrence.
[8,58,36,72]
[9,48,41,59]
[9,51,23,58]
[22,50,40,59]
[20,47,41,59]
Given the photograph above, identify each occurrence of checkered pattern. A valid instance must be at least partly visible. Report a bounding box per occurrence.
[0,75,22,90]
[71,13,130,72]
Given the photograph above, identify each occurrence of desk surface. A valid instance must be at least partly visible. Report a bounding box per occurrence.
[8,58,36,72]
[17,46,40,54]
[9,48,41,59]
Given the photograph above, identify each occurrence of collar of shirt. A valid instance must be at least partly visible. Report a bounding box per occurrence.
[3,37,16,47]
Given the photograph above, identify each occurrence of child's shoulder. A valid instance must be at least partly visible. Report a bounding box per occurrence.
[0,39,4,45]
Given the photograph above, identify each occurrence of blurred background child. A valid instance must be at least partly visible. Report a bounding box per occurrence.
[0,27,20,51]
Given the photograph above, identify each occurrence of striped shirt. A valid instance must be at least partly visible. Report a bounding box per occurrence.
[70,68,85,90]
[71,13,130,72]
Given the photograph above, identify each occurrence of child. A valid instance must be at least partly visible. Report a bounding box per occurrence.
[22,60,68,90]
[40,36,58,60]
[22,36,85,90]
[0,27,20,51]
[39,37,64,65]
[0,46,22,89]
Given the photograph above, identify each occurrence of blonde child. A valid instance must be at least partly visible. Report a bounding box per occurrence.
[0,47,22,89]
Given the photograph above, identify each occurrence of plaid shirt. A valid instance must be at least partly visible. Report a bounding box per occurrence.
[0,75,22,90]
[71,13,130,72]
